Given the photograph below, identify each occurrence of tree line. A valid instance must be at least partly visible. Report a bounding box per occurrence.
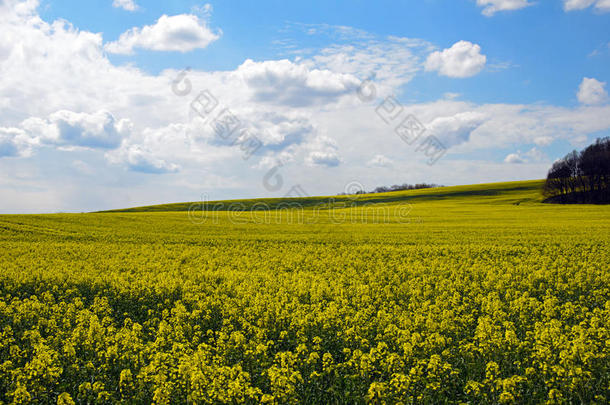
[340,183,441,196]
[544,137,610,204]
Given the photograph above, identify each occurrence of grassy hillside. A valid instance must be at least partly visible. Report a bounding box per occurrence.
[100,179,546,213]
[1,179,609,403]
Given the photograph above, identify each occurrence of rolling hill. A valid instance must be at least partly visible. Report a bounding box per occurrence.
[100,179,546,213]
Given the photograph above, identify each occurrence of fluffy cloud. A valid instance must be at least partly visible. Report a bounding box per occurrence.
[187,105,315,155]
[305,136,341,167]
[22,110,132,149]
[105,14,220,54]
[245,113,315,148]
[577,77,608,105]
[0,0,38,17]
[105,124,187,173]
[0,127,30,157]
[447,102,610,151]
[425,41,487,78]
[476,0,534,16]
[426,112,487,147]
[563,0,610,12]
[237,59,360,107]
[504,153,524,164]
[0,2,167,124]
[0,110,131,158]
[306,151,341,167]
[112,0,138,11]
[108,144,180,173]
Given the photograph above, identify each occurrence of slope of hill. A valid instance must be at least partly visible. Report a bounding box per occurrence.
[100,179,546,213]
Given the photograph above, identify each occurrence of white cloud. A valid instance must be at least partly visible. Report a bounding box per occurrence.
[245,112,315,147]
[105,124,187,173]
[426,111,487,147]
[305,136,341,167]
[21,110,131,149]
[253,148,296,170]
[504,153,524,164]
[108,144,180,173]
[0,3,161,124]
[188,107,315,153]
[307,36,434,90]
[534,135,554,146]
[452,102,610,151]
[306,151,341,167]
[112,0,138,12]
[105,14,220,54]
[476,0,534,16]
[0,110,131,158]
[194,4,214,19]
[577,77,608,105]
[504,147,547,164]
[563,0,610,12]
[0,0,39,18]
[0,127,30,157]
[286,22,374,42]
[425,41,487,78]
[237,59,360,107]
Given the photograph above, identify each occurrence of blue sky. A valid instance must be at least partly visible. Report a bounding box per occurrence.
[0,0,609,212]
[40,0,610,106]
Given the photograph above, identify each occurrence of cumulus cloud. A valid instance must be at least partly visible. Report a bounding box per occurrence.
[504,153,524,164]
[245,112,315,148]
[307,151,341,167]
[0,0,39,18]
[105,14,220,54]
[425,41,487,78]
[305,136,341,167]
[577,77,608,105]
[21,110,132,149]
[105,124,187,174]
[0,2,166,125]
[112,0,138,11]
[563,0,610,12]
[188,107,315,156]
[0,110,131,158]
[476,0,533,16]
[0,127,31,157]
[237,59,360,107]
[426,111,487,147]
[107,144,180,173]
[453,102,610,151]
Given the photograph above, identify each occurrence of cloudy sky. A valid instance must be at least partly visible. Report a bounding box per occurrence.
[1,0,609,213]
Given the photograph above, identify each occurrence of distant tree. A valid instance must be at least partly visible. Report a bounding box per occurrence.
[342,183,441,196]
[544,137,610,204]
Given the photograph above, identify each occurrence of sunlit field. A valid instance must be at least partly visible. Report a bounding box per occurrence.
[1,180,609,403]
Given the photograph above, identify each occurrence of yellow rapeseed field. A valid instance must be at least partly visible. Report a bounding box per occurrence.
[0,180,608,404]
